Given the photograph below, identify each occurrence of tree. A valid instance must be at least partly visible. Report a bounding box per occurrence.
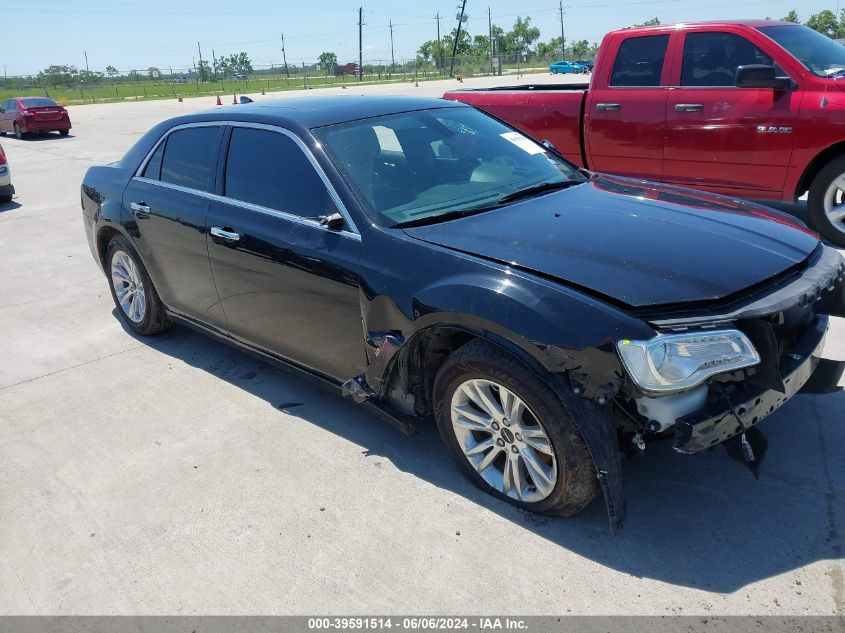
[37,65,79,87]
[196,60,211,82]
[223,52,253,77]
[571,40,592,58]
[105,65,119,79]
[536,37,563,59]
[782,10,800,22]
[147,66,161,79]
[806,9,841,37]
[507,16,541,57]
[318,52,338,74]
[634,17,661,26]
[442,27,472,57]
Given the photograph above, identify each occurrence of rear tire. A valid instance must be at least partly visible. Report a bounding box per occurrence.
[433,339,599,517]
[807,155,845,247]
[106,234,172,336]
[13,123,23,140]
[59,129,69,136]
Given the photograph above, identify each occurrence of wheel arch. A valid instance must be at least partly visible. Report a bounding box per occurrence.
[795,141,845,198]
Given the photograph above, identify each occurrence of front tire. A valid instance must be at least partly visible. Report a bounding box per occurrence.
[106,234,171,336]
[59,129,69,136]
[807,155,845,247]
[433,339,598,517]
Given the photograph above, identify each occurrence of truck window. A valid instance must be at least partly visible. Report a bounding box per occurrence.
[681,32,774,86]
[609,35,669,87]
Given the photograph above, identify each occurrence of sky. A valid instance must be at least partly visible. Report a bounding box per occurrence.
[1,0,842,75]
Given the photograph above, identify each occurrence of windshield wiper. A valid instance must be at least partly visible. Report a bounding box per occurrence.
[391,205,498,228]
[497,179,583,204]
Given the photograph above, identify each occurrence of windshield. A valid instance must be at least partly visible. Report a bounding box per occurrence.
[20,98,59,108]
[758,24,845,77]
[313,107,584,227]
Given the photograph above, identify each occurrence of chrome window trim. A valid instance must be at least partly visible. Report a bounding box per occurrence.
[133,119,360,236]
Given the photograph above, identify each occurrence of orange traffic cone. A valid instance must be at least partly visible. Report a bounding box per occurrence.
[233,93,238,104]
[216,94,222,106]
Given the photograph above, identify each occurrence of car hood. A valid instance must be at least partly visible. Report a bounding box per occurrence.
[401,176,820,308]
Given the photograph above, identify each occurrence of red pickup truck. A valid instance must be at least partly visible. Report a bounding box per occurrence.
[444,20,845,246]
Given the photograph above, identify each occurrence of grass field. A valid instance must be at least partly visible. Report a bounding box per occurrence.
[2,72,454,106]
[2,63,554,106]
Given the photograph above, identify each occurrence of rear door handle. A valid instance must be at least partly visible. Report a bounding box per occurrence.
[674,103,704,112]
[130,202,150,218]
[210,226,240,242]
[596,103,622,111]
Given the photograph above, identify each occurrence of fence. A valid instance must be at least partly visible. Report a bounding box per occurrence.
[0,53,576,105]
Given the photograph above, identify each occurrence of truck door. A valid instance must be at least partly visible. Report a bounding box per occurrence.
[663,30,799,196]
[585,33,672,181]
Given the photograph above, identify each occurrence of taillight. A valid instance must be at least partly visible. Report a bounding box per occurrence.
[0,146,6,165]
[22,109,34,117]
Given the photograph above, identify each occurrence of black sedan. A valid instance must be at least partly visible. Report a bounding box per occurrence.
[81,96,845,530]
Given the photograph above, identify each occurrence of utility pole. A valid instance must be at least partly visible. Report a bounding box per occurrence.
[558,2,566,57]
[84,50,94,103]
[488,7,494,76]
[197,41,205,82]
[358,6,364,81]
[212,49,217,82]
[281,33,290,79]
[435,13,443,73]
[389,20,395,73]
[449,0,467,77]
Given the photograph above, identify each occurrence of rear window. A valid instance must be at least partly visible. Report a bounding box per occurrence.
[610,34,670,86]
[160,127,220,192]
[20,98,58,108]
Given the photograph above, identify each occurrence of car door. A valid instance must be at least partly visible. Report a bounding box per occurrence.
[206,124,365,382]
[0,101,8,132]
[663,30,799,195]
[123,123,227,326]
[585,33,673,181]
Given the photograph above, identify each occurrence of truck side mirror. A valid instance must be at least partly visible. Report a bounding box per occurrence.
[735,65,790,89]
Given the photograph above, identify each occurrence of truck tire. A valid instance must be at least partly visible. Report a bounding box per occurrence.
[807,155,845,247]
[106,234,172,336]
[433,339,599,517]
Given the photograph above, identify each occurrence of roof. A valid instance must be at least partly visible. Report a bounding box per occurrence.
[190,95,468,129]
[614,19,796,34]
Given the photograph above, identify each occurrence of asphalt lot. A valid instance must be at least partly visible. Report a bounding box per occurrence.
[0,73,844,616]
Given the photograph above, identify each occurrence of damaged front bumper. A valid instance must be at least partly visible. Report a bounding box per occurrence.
[673,315,838,453]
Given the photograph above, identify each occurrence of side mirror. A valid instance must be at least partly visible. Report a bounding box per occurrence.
[319,212,345,230]
[735,65,790,89]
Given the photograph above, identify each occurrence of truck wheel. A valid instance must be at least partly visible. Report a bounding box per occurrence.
[808,155,845,247]
[106,234,172,336]
[433,339,599,517]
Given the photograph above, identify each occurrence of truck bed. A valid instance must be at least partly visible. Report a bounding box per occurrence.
[443,86,588,166]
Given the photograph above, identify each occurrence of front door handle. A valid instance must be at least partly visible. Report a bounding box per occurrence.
[596,103,622,111]
[210,226,240,241]
[674,103,704,112]
[130,202,150,218]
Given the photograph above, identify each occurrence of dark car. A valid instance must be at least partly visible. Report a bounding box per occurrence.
[0,96,72,139]
[80,96,845,530]
[574,59,595,71]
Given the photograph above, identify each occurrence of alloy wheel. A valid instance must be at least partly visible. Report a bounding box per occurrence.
[822,174,845,235]
[110,250,147,323]
[450,378,558,503]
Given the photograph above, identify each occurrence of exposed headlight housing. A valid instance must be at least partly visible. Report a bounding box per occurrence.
[617,329,760,394]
